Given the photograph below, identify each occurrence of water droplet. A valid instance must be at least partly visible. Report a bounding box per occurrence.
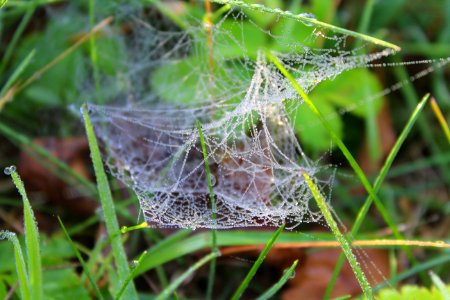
[290,271,296,279]
[298,12,317,26]
[4,165,16,175]
[130,260,139,268]
[210,174,217,186]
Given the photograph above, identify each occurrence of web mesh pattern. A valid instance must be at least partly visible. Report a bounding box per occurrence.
[87,3,394,229]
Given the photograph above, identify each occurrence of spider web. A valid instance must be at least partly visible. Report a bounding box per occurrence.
[86,2,395,229]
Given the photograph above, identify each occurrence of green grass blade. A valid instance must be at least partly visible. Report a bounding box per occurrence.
[0,231,30,300]
[231,224,285,300]
[155,252,219,300]
[82,104,138,300]
[429,271,450,300]
[302,170,372,299]
[8,168,42,300]
[374,252,450,292]
[0,49,35,98]
[210,0,400,51]
[88,0,104,104]
[324,93,430,298]
[57,216,103,299]
[0,0,37,75]
[115,251,147,300]
[197,120,218,300]
[268,51,408,239]
[256,259,298,300]
[0,121,97,196]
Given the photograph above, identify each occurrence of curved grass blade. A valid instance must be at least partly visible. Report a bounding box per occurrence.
[324,93,430,298]
[155,252,219,300]
[256,259,298,300]
[8,169,42,300]
[115,251,147,300]
[210,0,400,51]
[231,224,285,300]
[82,104,138,300]
[429,271,450,300]
[374,252,450,292]
[430,97,450,144]
[0,231,30,300]
[0,121,97,196]
[57,216,103,300]
[0,49,35,103]
[268,52,414,261]
[197,120,218,300]
[302,170,372,299]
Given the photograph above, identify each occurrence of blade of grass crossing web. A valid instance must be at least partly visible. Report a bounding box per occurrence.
[211,0,400,51]
[302,171,373,299]
[197,120,218,300]
[230,224,285,300]
[155,252,219,300]
[256,259,298,300]
[82,104,138,300]
[429,271,450,300]
[0,231,30,300]
[58,217,103,299]
[268,52,404,243]
[8,169,42,300]
[324,94,430,298]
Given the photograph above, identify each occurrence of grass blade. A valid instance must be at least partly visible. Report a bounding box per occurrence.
[155,252,219,300]
[231,224,285,300]
[429,271,450,300]
[0,49,35,102]
[82,104,138,300]
[0,0,36,76]
[0,231,30,300]
[268,52,411,253]
[57,216,103,299]
[211,0,400,51]
[324,93,430,298]
[302,170,372,299]
[115,251,147,300]
[256,259,298,300]
[374,252,450,292]
[430,97,450,144]
[197,120,218,300]
[0,121,97,196]
[7,167,42,300]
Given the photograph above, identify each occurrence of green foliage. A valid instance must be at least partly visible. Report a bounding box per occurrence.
[361,285,450,300]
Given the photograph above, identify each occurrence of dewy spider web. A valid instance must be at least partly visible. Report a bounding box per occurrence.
[86,2,395,229]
